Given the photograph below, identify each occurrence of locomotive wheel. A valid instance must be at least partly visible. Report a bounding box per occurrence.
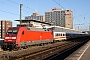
[23,46,27,49]
[9,45,13,51]
[13,47,19,51]
[3,48,7,51]
[9,48,12,51]
[13,45,19,51]
[1,45,7,51]
[40,43,44,46]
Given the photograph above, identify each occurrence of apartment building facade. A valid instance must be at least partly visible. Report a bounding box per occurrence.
[0,20,12,38]
[25,12,45,22]
[45,8,73,29]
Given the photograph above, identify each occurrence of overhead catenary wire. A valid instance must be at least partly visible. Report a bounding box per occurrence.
[0,1,18,10]
[65,0,90,30]
[25,0,30,14]
[64,0,90,30]
[53,0,81,23]
[7,0,35,11]
[26,0,28,7]
[53,0,65,9]
[64,0,90,17]
[53,0,87,30]
[0,9,19,16]
[64,0,83,23]
[0,1,22,17]
[0,0,36,19]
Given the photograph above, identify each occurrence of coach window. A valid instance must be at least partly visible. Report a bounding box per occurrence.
[55,34,56,36]
[63,34,64,36]
[61,34,62,36]
[59,34,60,36]
[60,33,61,36]
[22,31,24,35]
[55,34,58,36]
[57,34,58,36]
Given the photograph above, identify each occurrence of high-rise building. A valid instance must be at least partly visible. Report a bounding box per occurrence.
[0,20,12,38]
[25,12,45,22]
[45,8,73,29]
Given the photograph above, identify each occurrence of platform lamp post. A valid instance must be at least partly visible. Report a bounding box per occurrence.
[20,4,23,26]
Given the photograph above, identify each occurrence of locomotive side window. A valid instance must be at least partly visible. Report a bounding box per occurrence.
[22,31,24,35]
[45,30,46,31]
[47,29,49,31]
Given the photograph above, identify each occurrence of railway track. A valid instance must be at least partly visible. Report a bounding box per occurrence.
[0,36,89,60]
[0,41,79,60]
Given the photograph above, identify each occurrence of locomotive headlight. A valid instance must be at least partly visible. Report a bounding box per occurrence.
[5,37,9,39]
[4,39,7,42]
[5,37,16,39]
[12,37,16,39]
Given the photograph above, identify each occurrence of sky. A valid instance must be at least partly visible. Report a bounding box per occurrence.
[0,0,90,31]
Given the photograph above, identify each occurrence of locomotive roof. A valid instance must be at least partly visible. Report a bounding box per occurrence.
[26,27,50,32]
[8,27,51,32]
[8,27,20,29]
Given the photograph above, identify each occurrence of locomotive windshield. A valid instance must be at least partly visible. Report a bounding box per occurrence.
[7,30,18,34]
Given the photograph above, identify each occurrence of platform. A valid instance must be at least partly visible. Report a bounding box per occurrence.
[65,40,90,60]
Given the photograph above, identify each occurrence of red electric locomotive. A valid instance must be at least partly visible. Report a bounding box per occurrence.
[1,27,53,50]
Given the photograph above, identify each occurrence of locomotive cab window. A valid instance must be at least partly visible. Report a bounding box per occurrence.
[13,30,18,34]
[7,30,18,34]
[7,30,12,34]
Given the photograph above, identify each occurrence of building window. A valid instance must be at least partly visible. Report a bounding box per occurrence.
[8,25,11,27]
[67,10,69,12]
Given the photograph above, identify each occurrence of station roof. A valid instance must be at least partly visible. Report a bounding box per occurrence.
[15,19,51,25]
